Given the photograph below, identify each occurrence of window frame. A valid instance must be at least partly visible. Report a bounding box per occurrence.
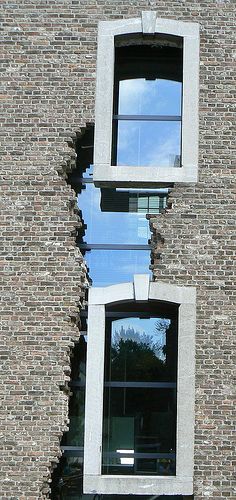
[83,276,196,495]
[93,12,200,187]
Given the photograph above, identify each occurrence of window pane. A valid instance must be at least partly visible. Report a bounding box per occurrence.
[84,249,151,286]
[54,455,84,497]
[61,389,85,447]
[102,387,176,476]
[118,79,182,116]
[78,183,151,244]
[105,317,177,383]
[116,121,181,167]
[102,310,178,476]
[62,337,87,447]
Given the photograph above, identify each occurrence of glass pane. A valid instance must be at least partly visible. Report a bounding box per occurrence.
[84,249,151,287]
[118,79,182,116]
[78,183,151,244]
[105,317,177,383]
[62,337,87,447]
[102,387,176,476]
[116,121,181,167]
[61,389,85,447]
[53,455,84,498]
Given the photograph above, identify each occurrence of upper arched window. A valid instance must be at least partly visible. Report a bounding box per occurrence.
[93,12,199,187]
[112,37,183,169]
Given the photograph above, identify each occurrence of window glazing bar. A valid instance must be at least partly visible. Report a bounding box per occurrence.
[104,452,176,459]
[69,381,176,388]
[79,177,94,183]
[113,114,181,121]
[79,243,150,250]
[104,381,176,388]
[61,446,84,453]
[105,312,173,318]
[61,448,175,460]
[70,381,86,387]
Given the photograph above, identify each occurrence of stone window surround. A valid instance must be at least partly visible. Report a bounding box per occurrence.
[84,275,196,496]
[93,12,200,187]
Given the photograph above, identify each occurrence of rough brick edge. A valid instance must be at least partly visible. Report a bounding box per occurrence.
[42,127,91,499]
[148,187,173,273]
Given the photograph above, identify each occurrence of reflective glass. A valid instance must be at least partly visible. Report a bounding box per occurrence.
[118,79,182,116]
[102,314,177,476]
[78,183,151,244]
[52,455,84,499]
[61,389,85,447]
[61,337,87,448]
[105,317,176,383]
[116,121,181,167]
[84,249,151,286]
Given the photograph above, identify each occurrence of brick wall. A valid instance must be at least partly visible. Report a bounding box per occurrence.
[1,0,235,498]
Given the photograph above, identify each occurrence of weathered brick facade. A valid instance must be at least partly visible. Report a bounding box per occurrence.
[1,1,235,499]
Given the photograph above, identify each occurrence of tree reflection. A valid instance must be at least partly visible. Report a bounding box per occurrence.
[110,320,171,382]
[111,338,165,382]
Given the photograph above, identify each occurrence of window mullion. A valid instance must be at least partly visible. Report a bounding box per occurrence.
[113,114,181,121]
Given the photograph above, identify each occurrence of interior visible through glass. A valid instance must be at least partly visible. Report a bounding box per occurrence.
[102,313,178,475]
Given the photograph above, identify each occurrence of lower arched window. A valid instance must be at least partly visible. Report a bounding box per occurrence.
[84,277,196,496]
[102,301,178,477]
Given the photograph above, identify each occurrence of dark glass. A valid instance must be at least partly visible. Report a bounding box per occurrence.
[61,389,85,447]
[116,121,181,167]
[102,387,176,475]
[102,314,178,476]
[52,454,84,499]
[51,451,182,500]
[62,337,87,447]
[83,249,151,287]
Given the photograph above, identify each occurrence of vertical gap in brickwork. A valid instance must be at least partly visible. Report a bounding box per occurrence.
[50,124,179,499]
[50,125,94,499]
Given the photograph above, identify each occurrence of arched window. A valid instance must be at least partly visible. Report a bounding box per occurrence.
[93,12,199,186]
[102,300,178,477]
[112,37,183,169]
[84,276,196,496]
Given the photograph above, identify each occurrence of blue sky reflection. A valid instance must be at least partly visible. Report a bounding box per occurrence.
[78,184,151,244]
[117,121,181,167]
[116,78,182,167]
[119,78,182,116]
[84,249,150,286]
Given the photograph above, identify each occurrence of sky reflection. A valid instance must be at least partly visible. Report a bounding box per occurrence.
[117,121,181,167]
[84,249,151,286]
[119,78,182,116]
[78,183,151,244]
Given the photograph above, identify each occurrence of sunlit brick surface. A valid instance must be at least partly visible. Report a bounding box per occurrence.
[1,1,235,498]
